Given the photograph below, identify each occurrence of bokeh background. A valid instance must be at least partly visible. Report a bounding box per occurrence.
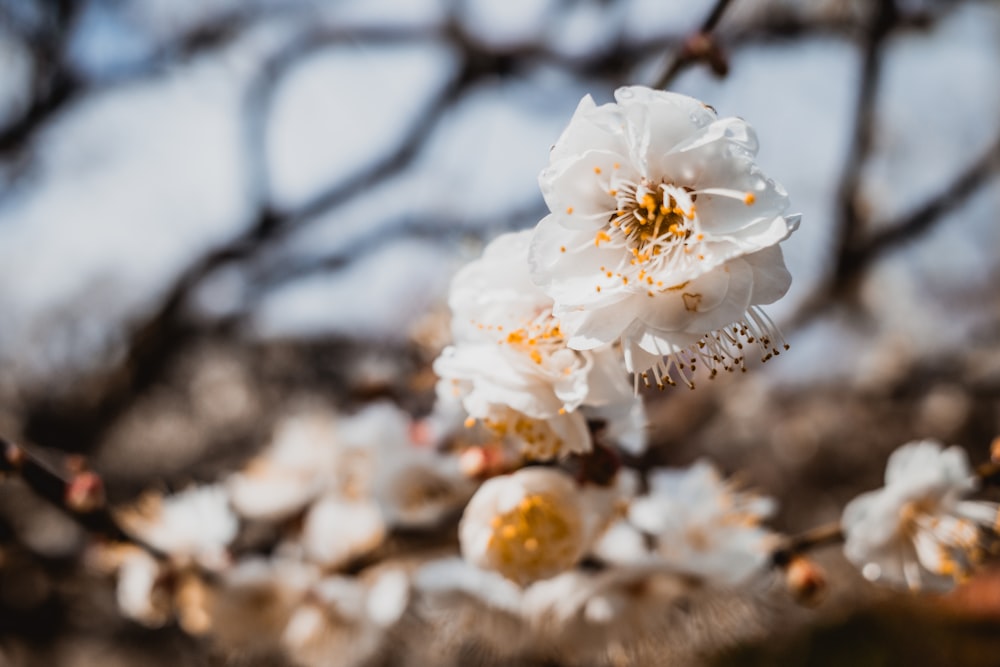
[1,0,999,665]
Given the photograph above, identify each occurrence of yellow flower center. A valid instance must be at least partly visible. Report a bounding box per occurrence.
[487,491,583,585]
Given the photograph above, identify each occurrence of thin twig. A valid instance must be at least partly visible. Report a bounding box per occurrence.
[788,132,1000,331]
[1,436,128,542]
[771,521,845,568]
[827,0,898,299]
[651,0,736,89]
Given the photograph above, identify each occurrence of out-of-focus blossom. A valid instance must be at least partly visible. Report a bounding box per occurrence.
[282,569,410,667]
[116,484,238,570]
[300,495,387,569]
[435,230,636,459]
[112,546,171,627]
[226,411,341,521]
[375,453,474,528]
[530,86,798,381]
[599,460,777,587]
[459,467,592,585]
[206,557,320,653]
[228,402,470,567]
[842,439,999,591]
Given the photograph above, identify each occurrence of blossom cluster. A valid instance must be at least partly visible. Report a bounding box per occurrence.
[81,86,1000,665]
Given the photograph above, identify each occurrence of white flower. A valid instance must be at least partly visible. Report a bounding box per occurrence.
[208,557,319,652]
[226,411,340,521]
[530,86,798,382]
[435,230,636,459]
[300,494,387,569]
[606,460,777,587]
[114,547,171,627]
[374,453,475,528]
[459,467,592,586]
[116,484,238,570]
[281,570,409,667]
[841,439,999,591]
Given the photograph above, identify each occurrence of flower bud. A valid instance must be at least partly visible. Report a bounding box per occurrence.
[785,556,827,606]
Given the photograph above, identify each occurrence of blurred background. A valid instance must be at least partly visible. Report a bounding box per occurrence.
[1,0,999,665]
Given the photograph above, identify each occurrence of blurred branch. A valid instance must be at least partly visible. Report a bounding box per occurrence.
[790,132,1000,330]
[0,436,128,542]
[0,6,284,164]
[854,135,1000,268]
[651,0,735,89]
[828,0,897,298]
[771,522,844,568]
[246,201,549,292]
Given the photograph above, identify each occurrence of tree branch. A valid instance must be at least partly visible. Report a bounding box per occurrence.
[651,0,736,89]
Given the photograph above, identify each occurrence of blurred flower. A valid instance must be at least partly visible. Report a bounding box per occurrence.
[300,494,387,569]
[459,467,591,585]
[207,557,320,653]
[435,230,636,459]
[282,569,409,667]
[116,484,238,570]
[530,86,797,381]
[841,439,999,591]
[226,411,341,521]
[599,460,777,587]
[112,546,171,627]
[228,402,470,566]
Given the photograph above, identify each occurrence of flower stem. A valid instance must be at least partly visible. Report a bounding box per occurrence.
[771,521,844,568]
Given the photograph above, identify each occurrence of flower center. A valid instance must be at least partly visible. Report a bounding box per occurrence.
[499,315,564,365]
[595,180,701,277]
[487,490,583,584]
[612,181,696,259]
[477,410,567,460]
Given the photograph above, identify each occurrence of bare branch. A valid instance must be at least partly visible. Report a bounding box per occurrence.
[651,0,736,89]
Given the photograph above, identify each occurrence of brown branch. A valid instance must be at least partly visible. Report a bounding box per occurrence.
[771,521,845,568]
[1,436,128,542]
[20,33,469,453]
[788,132,1000,332]
[856,134,1000,266]
[651,0,736,89]
[827,0,898,300]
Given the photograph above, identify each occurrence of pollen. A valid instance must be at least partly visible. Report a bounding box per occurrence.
[560,246,566,253]
[464,417,476,428]
[613,162,620,169]
[595,230,611,246]
[743,192,755,205]
[593,166,602,174]
[566,206,574,214]
[486,491,582,583]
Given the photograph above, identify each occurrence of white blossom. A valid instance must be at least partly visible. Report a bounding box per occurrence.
[459,467,592,585]
[435,230,637,459]
[841,439,999,591]
[226,411,341,521]
[603,460,777,587]
[300,494,388,569]
[113,547,171,627]
[116,484,238,570]
[530,86,798,382]
[281,570,409,667]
